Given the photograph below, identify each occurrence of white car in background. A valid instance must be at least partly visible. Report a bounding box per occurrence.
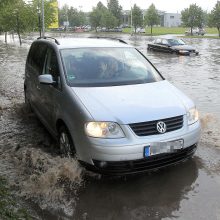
[185,28,205,36]
[136,27,146,33]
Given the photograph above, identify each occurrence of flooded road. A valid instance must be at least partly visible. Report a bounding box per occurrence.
[0,33,220,219]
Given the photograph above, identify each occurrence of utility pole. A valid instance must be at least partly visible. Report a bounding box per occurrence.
[131,6,133,34]
[42,0,45,37]
[37,0,41,37]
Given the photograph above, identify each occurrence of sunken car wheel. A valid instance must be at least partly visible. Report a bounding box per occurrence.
[58,126,76,157]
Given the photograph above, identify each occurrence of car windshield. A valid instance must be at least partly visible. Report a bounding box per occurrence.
[60,47,163,87]
[167,39,185,46]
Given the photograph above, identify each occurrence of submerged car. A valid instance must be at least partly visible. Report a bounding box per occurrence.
[24,37,201,174]
[148,38,199,55]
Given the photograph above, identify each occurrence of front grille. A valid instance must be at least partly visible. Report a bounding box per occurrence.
[129,115,184,136]
[92,144,197,175]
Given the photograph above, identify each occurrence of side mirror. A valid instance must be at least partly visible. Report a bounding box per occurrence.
[38,74,55,85]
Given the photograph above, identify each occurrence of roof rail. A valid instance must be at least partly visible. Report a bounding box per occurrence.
[37,36,60,45]
[88,36,127,44]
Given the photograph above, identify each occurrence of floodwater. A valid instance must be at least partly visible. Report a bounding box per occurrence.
[0,33,220,220]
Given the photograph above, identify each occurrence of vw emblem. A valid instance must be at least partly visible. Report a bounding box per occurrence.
[157,121,167,133]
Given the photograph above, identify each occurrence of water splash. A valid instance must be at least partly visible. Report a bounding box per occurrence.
[200,113,220,147]
[0,145,84,217]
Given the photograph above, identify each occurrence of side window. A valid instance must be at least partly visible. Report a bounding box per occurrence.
[27,43,37,65]
[155,39,161,44]
[45,48,59,78]
[29,43,47,74]
[44,48,61,88]
[162,39,169,45]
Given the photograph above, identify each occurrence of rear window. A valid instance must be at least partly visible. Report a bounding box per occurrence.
[60,47,163,87]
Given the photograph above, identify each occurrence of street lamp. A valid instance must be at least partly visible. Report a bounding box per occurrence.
[37,5,41,37]
[41,0,45,37]
[131,6,133,34]
[130,0,133,34]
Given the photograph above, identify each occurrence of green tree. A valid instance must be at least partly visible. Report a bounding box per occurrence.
[181,4,204,35]
[90,8,102,32]
[107,0,122,26]
[0,0,30,45]
[101,10,117,29]
[59,5,86,27]
[209,1,220,37]
[68,7,85,27]
[0,0,56,45]
[58,4,68,26]
[90,2,108,32]
[144,4,160,35]
[30,0,57,32]
[97,1,107,11]
[132,4,143,33]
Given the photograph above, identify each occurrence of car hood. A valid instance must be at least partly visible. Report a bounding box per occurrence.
[171,45,195,51]
[72,80,194,124]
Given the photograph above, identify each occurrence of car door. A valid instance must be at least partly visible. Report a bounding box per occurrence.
[153,39,162,51]
[26,42,47,114]
[38,47,62,131]
[161,39,171,53]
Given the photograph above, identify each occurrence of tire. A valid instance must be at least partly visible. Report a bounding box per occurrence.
[24,88,32,113]
[58,125,76,157]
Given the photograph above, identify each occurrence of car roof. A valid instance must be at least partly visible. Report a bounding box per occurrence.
[35,37,133,49]
[155,36,178,40]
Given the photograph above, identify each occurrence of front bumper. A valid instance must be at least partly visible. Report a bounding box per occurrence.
[178,51,199,56]
[81,144,197,175]
[79,120,201,174]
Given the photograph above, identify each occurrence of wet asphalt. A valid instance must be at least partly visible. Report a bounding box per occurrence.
[0,33,220,220]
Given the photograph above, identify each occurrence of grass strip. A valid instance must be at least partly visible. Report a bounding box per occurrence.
[0,176,31,220]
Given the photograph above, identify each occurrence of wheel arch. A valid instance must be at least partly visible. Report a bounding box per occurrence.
[56,118,68,133]
[56,118,77,155]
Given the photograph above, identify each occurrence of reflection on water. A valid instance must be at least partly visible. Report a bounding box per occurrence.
[0,34,220,219]
[75,159,199,220]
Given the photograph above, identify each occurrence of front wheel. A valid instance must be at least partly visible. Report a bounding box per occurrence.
[58,126,76,157]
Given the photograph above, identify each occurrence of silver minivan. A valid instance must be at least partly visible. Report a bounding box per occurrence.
[24,37,201,174]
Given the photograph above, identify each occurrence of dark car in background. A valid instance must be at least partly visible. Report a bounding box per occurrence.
[148,38,199,56]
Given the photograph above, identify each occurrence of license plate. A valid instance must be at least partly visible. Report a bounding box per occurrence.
[144,139,184,157]
[144,146,150,157]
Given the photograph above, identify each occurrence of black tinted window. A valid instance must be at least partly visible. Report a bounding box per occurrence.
[27,43,37,64]
[45,48,59,81]
[28,42,47,74]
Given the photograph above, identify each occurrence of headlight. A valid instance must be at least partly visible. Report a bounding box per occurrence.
[85,122,125,138]
[179,50,189,53]
[187,107,199,125]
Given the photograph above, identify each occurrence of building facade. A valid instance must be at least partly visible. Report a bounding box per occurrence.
[161,13,182,27]
[121,10,182,27]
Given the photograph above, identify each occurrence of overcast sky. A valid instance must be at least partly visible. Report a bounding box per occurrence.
[57,0,217,13]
